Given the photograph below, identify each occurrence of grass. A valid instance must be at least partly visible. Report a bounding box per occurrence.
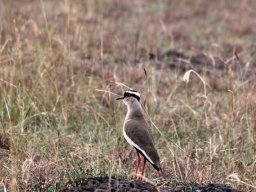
[0,0,256,191]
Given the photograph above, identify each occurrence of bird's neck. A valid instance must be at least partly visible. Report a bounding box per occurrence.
[125,101,144,121]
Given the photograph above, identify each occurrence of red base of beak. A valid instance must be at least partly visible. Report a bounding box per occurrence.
[116,97,124,100]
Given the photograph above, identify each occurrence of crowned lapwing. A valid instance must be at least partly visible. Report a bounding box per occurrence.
[117,90,161,182]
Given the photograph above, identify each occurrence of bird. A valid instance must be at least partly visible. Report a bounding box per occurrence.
[117,89,161,182]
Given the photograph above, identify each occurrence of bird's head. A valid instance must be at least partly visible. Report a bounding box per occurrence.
[116,89,140,105]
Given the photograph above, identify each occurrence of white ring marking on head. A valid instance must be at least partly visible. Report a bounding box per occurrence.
[125,90,140,98]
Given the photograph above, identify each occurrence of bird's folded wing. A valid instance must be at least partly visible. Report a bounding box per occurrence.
[124,120,160,168]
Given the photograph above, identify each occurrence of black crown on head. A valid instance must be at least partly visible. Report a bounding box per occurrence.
[124,89,140,101]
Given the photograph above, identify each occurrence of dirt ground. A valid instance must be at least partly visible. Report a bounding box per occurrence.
[63,177,241,192]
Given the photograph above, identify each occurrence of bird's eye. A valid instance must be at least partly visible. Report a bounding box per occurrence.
[124,93,131,97]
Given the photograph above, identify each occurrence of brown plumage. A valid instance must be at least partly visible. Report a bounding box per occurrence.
[117,90,161,181]
[124,112,161,170]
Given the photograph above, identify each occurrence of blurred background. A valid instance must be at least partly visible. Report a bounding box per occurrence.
[0,0,256,191]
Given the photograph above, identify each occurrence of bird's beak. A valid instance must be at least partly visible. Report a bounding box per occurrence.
[116,96,125,100]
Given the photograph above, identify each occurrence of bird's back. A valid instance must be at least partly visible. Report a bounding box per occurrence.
[123,116,161,171]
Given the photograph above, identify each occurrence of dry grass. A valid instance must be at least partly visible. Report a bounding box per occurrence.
[0,0,256,191]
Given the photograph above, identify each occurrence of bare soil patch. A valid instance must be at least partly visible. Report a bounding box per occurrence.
[63,177,241,192]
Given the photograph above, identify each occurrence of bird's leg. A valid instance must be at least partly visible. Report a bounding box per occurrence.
[140,157,147,181]
[134,152,141,182]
